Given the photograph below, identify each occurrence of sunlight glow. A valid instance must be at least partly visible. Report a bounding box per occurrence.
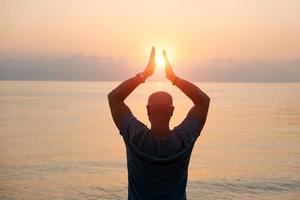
[155,54,166,71]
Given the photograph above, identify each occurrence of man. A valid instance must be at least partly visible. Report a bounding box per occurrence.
[108,47,210,200]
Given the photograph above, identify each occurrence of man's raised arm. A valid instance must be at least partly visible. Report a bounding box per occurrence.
[163,50,210,127]
[108,47,156,129]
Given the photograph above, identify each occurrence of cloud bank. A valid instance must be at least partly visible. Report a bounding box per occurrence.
[177,59,300,82]
[0,55,299,82]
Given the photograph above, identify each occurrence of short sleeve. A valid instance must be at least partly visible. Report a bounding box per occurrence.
[119,112,148,144]
[174,114,202,146]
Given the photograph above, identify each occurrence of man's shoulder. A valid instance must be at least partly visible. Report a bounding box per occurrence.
[173,113,202,146]
[119,112,149,142]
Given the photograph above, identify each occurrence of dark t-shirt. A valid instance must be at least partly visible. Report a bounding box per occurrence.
[120,112,202,200]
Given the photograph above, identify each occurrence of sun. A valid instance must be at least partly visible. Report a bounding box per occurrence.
[155,54,165,71]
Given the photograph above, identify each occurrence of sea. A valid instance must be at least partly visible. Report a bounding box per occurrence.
[0,81,299,200]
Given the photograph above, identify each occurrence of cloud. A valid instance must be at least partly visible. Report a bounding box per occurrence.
[0,55,299,82]
[0,55,135,81]
[177,59,300,82]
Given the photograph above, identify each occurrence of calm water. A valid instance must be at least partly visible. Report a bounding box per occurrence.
[0,81,300,200]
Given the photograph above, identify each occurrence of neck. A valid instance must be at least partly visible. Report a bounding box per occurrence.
[150,122,171,140]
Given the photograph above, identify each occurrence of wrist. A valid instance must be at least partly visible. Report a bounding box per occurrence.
[169,75,178,85]
[142,71,149,79]
[136,72,147,83]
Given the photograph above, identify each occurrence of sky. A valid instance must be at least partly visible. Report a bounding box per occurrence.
[0,0,300,81]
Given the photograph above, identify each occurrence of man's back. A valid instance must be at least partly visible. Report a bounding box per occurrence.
[120,112,202,200]
[108,47,210,199]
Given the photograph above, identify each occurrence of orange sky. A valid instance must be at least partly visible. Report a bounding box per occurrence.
[1,0,300,64]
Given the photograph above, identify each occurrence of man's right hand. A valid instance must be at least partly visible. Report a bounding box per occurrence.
[163,50,177,83]
[142,47,156,79]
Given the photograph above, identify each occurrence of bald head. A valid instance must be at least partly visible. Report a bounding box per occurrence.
[147,91,174,124]
[148,91,173,108]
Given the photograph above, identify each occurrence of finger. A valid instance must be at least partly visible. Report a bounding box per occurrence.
[149,46,155,63]
[162,50,170,65]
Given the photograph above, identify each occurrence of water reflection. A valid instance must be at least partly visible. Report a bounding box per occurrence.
[0,81,299,199]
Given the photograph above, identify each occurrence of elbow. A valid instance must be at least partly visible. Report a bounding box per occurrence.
[107,91,121,102]
[207,95,210,104]
[194,94,210,106]
[107,91,115,102]
[205,95,210,107]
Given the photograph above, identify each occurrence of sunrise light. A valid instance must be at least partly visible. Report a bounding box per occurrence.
[155,53,166,71]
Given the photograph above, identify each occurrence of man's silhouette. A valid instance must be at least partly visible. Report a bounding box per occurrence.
[108,47,210,200]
